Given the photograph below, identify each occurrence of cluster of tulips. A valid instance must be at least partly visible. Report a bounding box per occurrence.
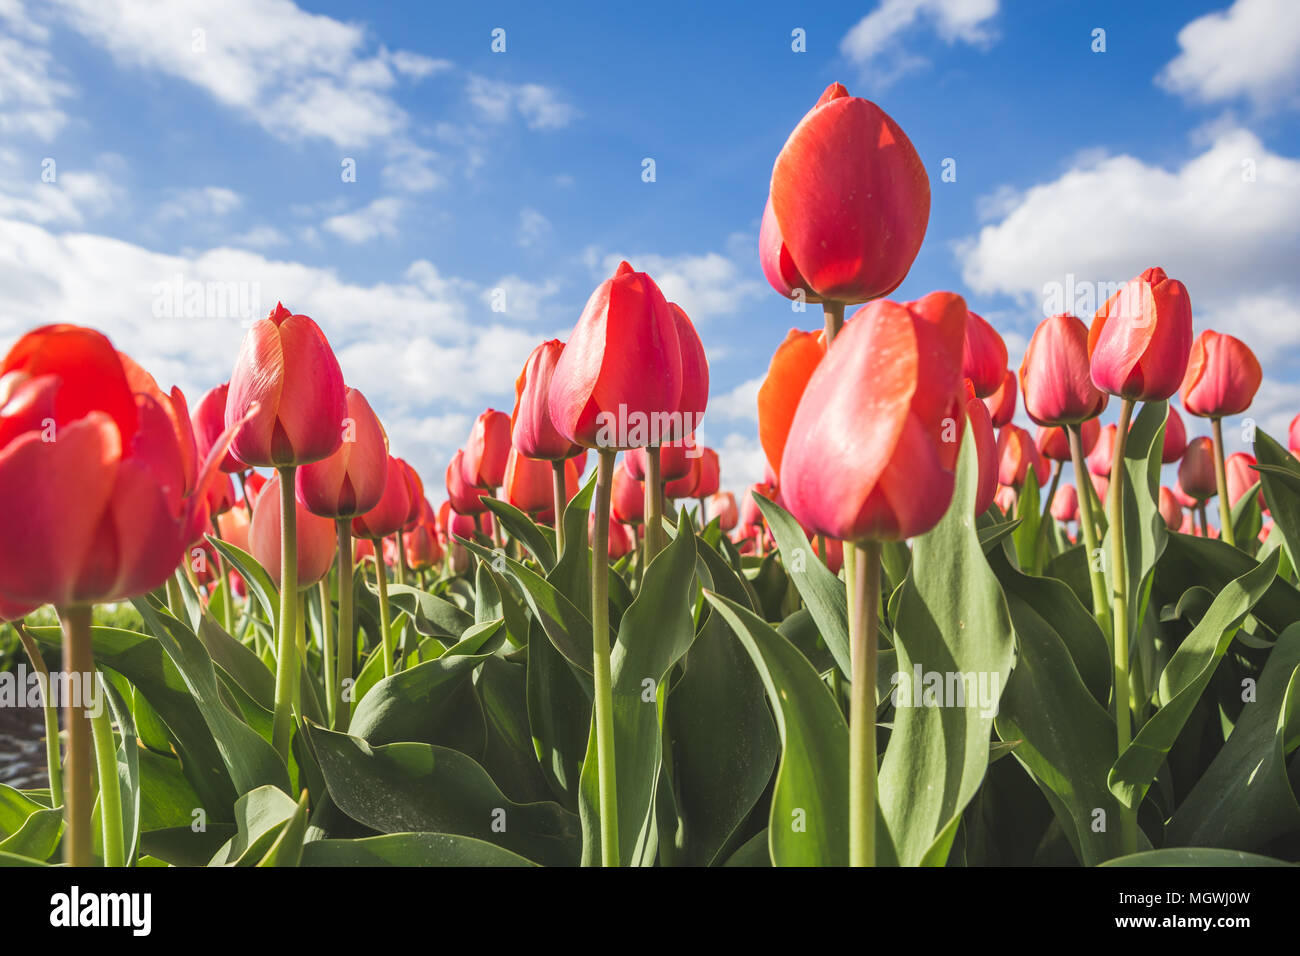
[1,79,1296,869]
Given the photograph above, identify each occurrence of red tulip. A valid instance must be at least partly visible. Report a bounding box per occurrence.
[765,82,929,304]
[249,472,337,589]
[757,329,825,478]
[625,441,694,482]
[205,473,236,518]
[994,484,1018,515]
[670,303,709,435]
[226,302,347,467]
[1179,330,1262,419]
[216,504,251,553]
[1157,486,1183,530]
[535,457,583,523]
[243,471,267,510]
[503,447,555,515]
[353,454,411,539]
[462,409,511,490]
[192,382,244,472]
[965,379,998,515]
[1051,484,1079,523]
[511,340,583,461]
[1178,436,1217,501]
[780,292,967,542]
[445,449,487,515]
[741,482,777,532]
[1037,419,1100,463]
[398,460,424,528]
[693,448,721,499]
[403,502,444,571]
[997,424,1049,490]
[0,325,236,607]
[664,455,702,499]
[590,513,633,561]
[297,387,388,519]
[1289,413,1300,458]
[963,311,1008,399]
[709,491,738,531]
[612,459,645,524]
[1091,472,1109,504]
[1086,424,1117,477]
[1163,405,1187,463]
[983,369,1018,428]
[1225,452,1263,508]
[448,507,492,543]
[821,536,844,575]
[1172,482,1199,510]
[548,262,683,449]
[1088,267,1193,401]
[1021,313,1108,425]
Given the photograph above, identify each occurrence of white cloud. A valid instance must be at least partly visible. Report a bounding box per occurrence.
[516,207,551,248]
[708,376,762,423]
[466,74,579,130]
[1158,0,1300,112]
[381,142,444,193]
[233,225,289,248]
[156,186,242,223]
[0,16,72,140]
[322,197,404,243]
[841,0,999,84]
[0,150,124,227]
[588,247,765,322]
[480,274,562,322]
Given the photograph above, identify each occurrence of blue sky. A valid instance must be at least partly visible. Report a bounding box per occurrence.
[2,0,1298,499]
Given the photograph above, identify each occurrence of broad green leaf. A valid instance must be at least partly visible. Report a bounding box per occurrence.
[209,785,299,866]
[256,789,311,867]
[309,727,579,866]
[754,494,850,680]
[1101,848,1293,867]
[209,536,279,629]
[1157,533,1300,637]
[1012,465,1041,568]
[475,656,557,804]
[525,615,591,810]
[1254,430,1300,570]
[578,512,698,866]
[878,428,1015,867]
[482,497,557,571]
[1165,622,1300,850]
[703,591,855,867]
[384,583,474,641]
[1108,550,1279,810]
[0,807,61,862]
[301,832,537,866]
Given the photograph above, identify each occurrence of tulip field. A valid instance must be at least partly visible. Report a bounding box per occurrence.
[2,76,1300,876]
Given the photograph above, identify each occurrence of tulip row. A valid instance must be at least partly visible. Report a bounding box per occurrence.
[1,80,1297,868]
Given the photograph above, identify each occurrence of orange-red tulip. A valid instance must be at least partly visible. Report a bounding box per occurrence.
[994,484,1018,515]
[250,472,337,589]
[503,447,555,516]
[1179,330,1262,419]
[780,292,966,542]
[1157,486,1183,530]
[1021,313,1108,425]
[589,513,633,561]
[511,340,583,461]
[694,447,721,499]
[353,454,411,539]
[625,440,694,482]
[612,459,645,524]
[1088,267,1193,401]
[997,424,1049,490]
[1163,405,1187,463]
[1178,436,1217,501]
[445,449,487,515]
[226,302,347,467]
[709,491,738,531]
[297,387,388,519]
[983,369,1017,428]
[1036,419,1100,463]
[664,455,702,499]
[963,311,1008,399]
[764,82,929,304]
[1225,452,1263,508]
[461,409,511,490]
[1172,482,1198,510]
[965,379,998,515]
[192,382,244,473]
[1086,423,1117,477]
[1290,413,1300,457]
[1051,484,1079,523]
[757,328,825,478]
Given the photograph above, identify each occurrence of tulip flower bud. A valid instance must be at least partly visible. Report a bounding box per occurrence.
[1157,486,1183,531]
[250,472,337,589]
[1289,413,1300,458]
[399,460,425,529]
[1088,267,1193,401]
[741,482,777,532]
[1021,313,1108,425]
[1163,405,1188,463]
[625,440,694,482]
[353,454,412,539]
[445,449,487,515]
[1225,452,1263,508]
[1172,482,1198,510]
[964,379,998,515]
[1179,330,1262,419]
[963,311,1009,399]
[461,409,511,490]
[1087,424,1117,477]
[1051,484,1079,523]
[590,513,633,561]
[994,484,1018,515]
[758,328,825,480]
[983,369,1018,428]
[1178,436,1217,501]
[503,447,555,516]
[297,387,389,519]
[548,262,684,450]
[1036,419,1101,464]
[781,291,967,542]
[227,302,347,467]
[765,82,930,304]
[511,340,583,461]
[612,458,645,525]
[709,491,739,531]
[665,455,702,499]
[192,382,245,473]
[694,448,721,499]
[996,424,1049,490]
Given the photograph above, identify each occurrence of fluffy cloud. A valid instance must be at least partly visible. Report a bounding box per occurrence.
[841,0,999,84]
[322,197,404,243]
[156,186,242,223]
[1158,0,1300,112]
[586,246,766,323]
[465,75,579,130]
[0,5,72,140]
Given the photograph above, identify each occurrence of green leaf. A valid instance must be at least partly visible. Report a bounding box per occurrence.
[754,493,850,680]
[301,832,538,866]
[1100,848,1293,867]
[1165,622,1300,850]
[525,615,591,809]
[702,591,853,866]
[209,785,300,866]
[878,427,1016,867]
[578,511,698,866]
[482,497,557,571]
[256,789,311,867]
[1254,430,1300,570]
[475,655,557,804]
[209,536,279,629]
[384,584,474,641]
[1108,550,1279,810]
[0,805,61,862]
[309,727,578,866]
[1012,465,1041,568]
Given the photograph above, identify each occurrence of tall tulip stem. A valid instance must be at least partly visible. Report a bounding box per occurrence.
[335,520,355,732]
[823,301,845,344]
[591,447,620,866]
[394,532,407,586]
[847,541,880,867]
[271,465,299,761]
[1068,424,1111,639]
[1034,462,1062,573]
[319,577,335,728]
[1107,399,1138,855]
[14,623,62,807]
[645,446,664,561]
[1210,417,1235,547]
[552,461,567,556]
[90,672,124,867]
[58,605,93,867]
[375,542,395,677]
